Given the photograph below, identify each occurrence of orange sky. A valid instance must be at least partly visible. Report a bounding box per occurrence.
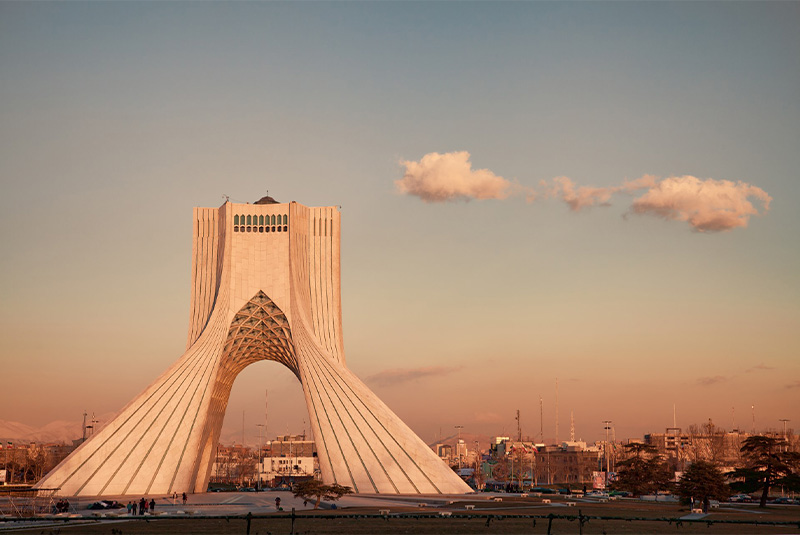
[1,2,798,445]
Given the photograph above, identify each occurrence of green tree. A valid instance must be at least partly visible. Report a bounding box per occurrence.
[676,460,729,513]
[292,480,353,509]
[731,435,800,508]
[613,443,672,496]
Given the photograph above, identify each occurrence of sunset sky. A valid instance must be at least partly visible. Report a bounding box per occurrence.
[1,2,798,446]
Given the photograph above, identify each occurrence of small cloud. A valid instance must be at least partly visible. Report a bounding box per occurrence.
[396,151,511,202]
[366,365,462,387]
[630,175,772,232]
[785,380,800,390]
[745,363,774,373]
[697,375,728,386]
[546,176,617,211]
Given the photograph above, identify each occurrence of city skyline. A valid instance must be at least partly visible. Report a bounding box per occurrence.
[1,3,798,446]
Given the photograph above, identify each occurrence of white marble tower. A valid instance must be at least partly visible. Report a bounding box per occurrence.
[36,198,470,496]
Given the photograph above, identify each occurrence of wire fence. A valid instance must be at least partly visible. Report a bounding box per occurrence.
[2,510,799,534]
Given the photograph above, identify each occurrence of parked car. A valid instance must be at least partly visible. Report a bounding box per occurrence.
[609,490,632,498]
[770,497,799,505]
[729,494,754,503]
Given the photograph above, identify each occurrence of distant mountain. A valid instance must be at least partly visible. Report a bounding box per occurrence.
[0,415,116,445]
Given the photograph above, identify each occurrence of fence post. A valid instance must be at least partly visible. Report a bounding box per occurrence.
[547,513,553,535]
[291,507,296,534]
[245,511,252,535]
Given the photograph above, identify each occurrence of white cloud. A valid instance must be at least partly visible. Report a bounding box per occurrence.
[396,153,772,232]
[630,175,772,232]
[396,151,511,202]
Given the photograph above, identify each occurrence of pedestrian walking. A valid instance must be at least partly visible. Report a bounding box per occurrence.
[150,499,155,513]
[182,492,187,505]
[132,501,138,515]
[126,501,132,515]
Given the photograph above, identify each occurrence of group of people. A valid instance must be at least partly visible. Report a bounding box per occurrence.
[126,497,155,515]
[125,492,187,515]
[54,499,71,513]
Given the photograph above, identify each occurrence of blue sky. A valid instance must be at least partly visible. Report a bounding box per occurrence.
[1,2,798,445]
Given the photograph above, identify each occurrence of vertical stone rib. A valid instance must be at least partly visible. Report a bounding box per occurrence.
[36,200,471,497]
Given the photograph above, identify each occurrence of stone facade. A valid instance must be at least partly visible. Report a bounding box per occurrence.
[36,200,470,496]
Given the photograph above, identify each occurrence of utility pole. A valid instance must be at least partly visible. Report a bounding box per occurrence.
[516,410,521,442]
[539,396,544,443]
[82,411,87,443]
[555,378,559,445]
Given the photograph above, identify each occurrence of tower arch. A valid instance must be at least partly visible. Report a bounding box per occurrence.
[37,200,470,496]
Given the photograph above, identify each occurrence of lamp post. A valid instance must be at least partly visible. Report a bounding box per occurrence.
[256,424,265,489]
[779,419,790,452]
[454,425,464,470]
[3,442,9,484]
[602,420,612,487]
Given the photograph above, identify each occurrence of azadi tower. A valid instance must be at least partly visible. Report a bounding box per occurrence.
[37,198,470,497]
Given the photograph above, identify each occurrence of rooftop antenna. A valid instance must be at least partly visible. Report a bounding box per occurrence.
[539,396,544,442]
[516,410,521,441]
[751,404,755,434]
[673,403,677,429]
[222,194,230,202]
[570,411,575,442]
[732,406,736,431]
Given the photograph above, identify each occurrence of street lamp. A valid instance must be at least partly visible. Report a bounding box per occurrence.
[779,419,790,452]
[454,425,464,470]
[602,420,612,483]
[256,424,265,489]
